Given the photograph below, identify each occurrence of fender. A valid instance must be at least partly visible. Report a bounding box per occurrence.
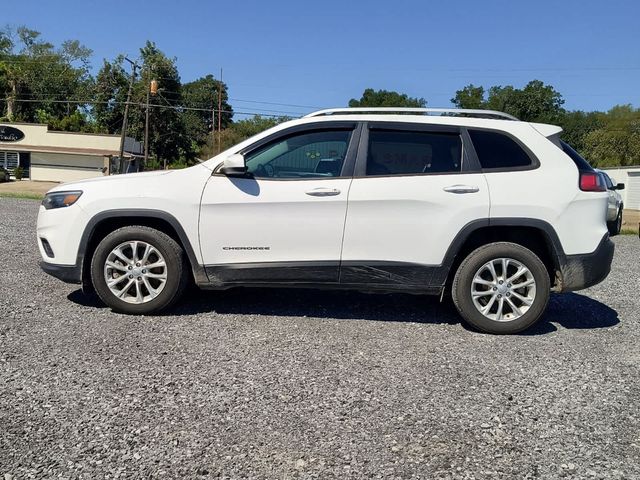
[440,217,568,274]
[77,209,208,286]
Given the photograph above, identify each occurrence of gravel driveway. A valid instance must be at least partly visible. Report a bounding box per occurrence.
[1,198,639,479]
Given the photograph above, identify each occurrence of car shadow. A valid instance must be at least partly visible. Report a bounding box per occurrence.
[67,287,619,335]
[521,292,620,335]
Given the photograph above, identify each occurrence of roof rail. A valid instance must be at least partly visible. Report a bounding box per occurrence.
[304,107,519,121]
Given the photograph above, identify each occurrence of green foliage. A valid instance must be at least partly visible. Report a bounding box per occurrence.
[349,88,426,108]
[13,166,24,180]
[200,115,290,158]
[0,25,94,123]
[451,85,485,109]
[182,74,233,148]
[581,105,640,167]
[452,80,564,123]
[36,109,98,132]
[93,58,129,134]
[95,45,233,166]
[556,110,604,154]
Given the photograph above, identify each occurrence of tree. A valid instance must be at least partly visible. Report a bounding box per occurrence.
[0,26,93,126]
[511,80,565,123]
[200,115,290,158]
[582,105,640,167]
[93,58,130,134]
[131,41,189,163]
[451,80,565,123]
[557,110,604,153]
[451,84,485,109]
[348,88,426,108]
[95,42,192,165]
[182,74,233,151]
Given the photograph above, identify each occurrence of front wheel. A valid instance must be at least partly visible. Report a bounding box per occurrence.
[452,242,550,334]
[91,226,189,314]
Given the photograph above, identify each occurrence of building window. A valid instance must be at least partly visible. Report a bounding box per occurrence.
[0,151,19,170]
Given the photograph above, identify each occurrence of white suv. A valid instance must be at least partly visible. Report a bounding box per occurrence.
[37,108,614,334]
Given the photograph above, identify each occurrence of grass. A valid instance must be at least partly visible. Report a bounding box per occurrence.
[0,192,44,201]
[620,228,639,236]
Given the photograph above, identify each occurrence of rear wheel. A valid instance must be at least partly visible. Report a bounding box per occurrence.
[91,226,189,314]
[452,242,550,334]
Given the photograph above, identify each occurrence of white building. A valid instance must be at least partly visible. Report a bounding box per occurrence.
[0,123,142,183]
[599,166,640,210]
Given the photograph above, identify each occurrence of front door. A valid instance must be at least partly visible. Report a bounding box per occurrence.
[199,124,359,284]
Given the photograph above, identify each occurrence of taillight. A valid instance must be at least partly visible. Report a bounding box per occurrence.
[579,171,606,192]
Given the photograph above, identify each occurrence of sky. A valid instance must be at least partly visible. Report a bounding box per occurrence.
[3,0,639,119]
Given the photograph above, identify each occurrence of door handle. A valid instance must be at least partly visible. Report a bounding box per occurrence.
[305,187,341,197]
[443,185,480,194]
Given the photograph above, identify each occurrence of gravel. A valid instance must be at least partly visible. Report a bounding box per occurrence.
[1,197,639,479]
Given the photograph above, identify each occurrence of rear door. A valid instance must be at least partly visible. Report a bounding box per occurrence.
[340,122,490,288]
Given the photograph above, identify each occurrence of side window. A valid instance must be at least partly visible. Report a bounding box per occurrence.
[245,129,352,179]
[468,129,533,170]
[366,130,462,176]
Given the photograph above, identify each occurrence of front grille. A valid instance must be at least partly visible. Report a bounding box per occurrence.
[40,238,55,258]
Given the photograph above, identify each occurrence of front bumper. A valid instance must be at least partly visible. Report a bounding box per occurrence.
[559,233,614,292]
[40,261,82,284]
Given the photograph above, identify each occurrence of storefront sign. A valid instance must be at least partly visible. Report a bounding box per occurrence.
[0,126,25,142]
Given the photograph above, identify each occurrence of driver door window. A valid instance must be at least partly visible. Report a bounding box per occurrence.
[245,129,352,179]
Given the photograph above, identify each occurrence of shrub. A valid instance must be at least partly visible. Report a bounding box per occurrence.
[14,166,24,180]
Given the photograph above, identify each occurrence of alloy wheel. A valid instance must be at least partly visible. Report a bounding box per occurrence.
[470,257,537,322]
[103,241,168,304]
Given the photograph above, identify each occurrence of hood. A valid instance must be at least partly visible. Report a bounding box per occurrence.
[48,170,174,193]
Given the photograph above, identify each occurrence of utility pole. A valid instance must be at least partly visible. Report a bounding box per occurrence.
[217,68,223,153]
[144,86,150,167]
[119,57,138,174]
[211,94,216,151]
[144,79,158,167]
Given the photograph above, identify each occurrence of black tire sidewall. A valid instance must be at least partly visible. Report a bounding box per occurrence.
[91,227,185,314]
[452,242,550,334]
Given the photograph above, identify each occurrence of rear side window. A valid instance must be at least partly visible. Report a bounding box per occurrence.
[468,129,533,170]
[366,130,462,176]
[560,140,593,171]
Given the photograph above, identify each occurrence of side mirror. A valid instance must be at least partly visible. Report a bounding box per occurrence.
[220,153,248,177]
[615,183,625,190]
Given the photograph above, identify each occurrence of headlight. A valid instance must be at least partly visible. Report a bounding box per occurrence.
[41,191,83,210]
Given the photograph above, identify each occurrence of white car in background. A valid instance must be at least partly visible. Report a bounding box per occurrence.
[36,108,614,334]
[596,169,625,235]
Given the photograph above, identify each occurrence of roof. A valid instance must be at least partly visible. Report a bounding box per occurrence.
[0,144,137,157]
[0,121,142,156]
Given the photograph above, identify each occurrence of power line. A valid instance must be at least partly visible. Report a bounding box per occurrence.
[2,97,296,118]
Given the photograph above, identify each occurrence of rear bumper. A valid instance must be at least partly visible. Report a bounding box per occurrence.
[40,261,82,284]
[559,233,614,292]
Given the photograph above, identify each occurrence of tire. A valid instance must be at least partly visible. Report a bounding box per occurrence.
[91,226,189,314]
[608,208,622,236]
[452,242,550,334]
